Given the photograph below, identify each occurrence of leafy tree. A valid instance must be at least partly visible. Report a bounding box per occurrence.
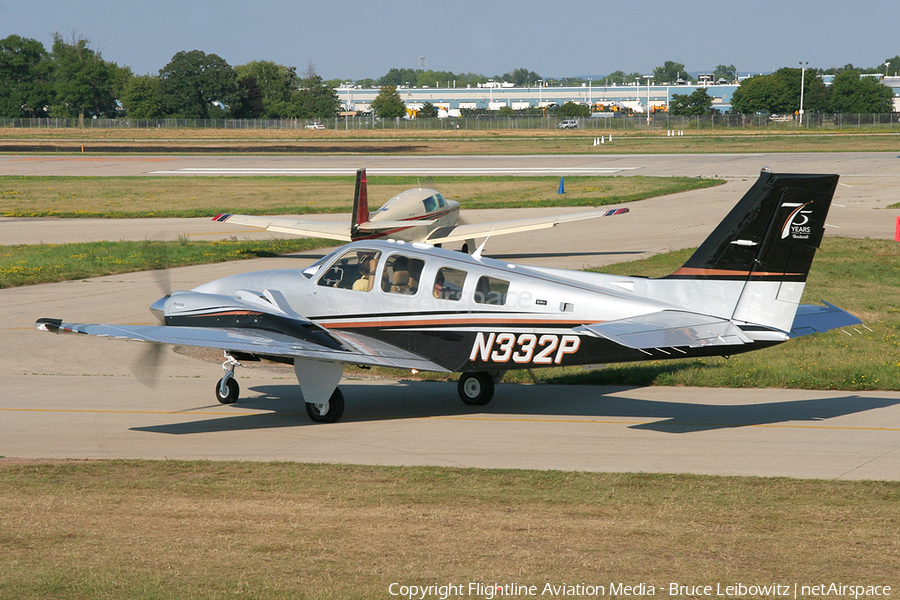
[234,61,299,116]
[652,61,688,84]
[501,68,541,86]
[378,68,418,87]
[158,50,237,119]
[49,33,119,124]
[669,88,714,115]
[230,76,265,118]
[286,64,340,119]
[417,101,438,119]
[730,74,788,113]
[0,34,52,118]
[713,64,737,82]
[557,101,591,118]
[497,106,515,117]
[829,70,893,113]
[371,85,407,118]
[120,74,164,118]
[884,55,900,77]
[730,68,827,114]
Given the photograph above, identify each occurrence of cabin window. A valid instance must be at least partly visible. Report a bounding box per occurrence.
[433,267,466,301]
[317,249,381,291]
[435,193,447,208]
[422,195,438,213]
[381,254,425,295]
[474,276,509,305]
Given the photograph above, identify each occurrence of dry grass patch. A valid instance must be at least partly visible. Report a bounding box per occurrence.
[0,175,719,218]
[2,128,900,154]
[0,460,897,599]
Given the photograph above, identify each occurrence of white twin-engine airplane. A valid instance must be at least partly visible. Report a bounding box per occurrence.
[212,168,629,252]
[37,170,860,424]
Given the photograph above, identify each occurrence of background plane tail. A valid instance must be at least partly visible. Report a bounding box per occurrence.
[350,168,369,239]
[664,169,841,332]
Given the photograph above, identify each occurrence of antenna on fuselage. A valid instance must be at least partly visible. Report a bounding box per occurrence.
[471,230,494,261]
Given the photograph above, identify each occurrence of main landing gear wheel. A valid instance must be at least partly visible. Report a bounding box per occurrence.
[306,388,345,423]
[215,377,239,404]
[457,372,494,406]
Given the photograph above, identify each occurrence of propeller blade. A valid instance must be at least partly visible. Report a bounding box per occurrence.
[131,341,166,388]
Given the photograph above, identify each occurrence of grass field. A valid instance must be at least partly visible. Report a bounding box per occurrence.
[0,460,897,600]
[0,175,721,218]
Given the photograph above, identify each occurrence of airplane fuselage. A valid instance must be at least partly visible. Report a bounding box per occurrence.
[353,188,460,242]
[185,239,782,373]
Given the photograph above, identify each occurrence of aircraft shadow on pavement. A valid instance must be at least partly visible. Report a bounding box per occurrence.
[130,381,900,435]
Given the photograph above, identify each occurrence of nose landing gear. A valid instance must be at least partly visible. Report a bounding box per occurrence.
[215,353,241,404]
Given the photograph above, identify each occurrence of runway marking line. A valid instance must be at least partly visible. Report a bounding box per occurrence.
[2,407,898,431]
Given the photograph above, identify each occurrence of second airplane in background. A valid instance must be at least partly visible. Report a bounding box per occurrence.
[213,169,628,252]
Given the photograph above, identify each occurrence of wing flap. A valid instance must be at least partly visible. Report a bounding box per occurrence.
[425,207,628,244]
[575,310,752,350]
[36,319,449,373]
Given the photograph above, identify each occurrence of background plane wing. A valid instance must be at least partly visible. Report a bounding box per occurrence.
[424,207,628,244]
[213,214,352,241]
[35,319,449,373]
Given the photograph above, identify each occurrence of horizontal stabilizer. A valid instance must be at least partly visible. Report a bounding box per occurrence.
[575,310,752,350]
[35,319,449,373]
[789,302,862,337]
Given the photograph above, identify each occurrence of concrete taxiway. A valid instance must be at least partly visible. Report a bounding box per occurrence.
[2,153,899,479]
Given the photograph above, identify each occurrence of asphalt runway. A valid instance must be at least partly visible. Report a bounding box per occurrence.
[2,153,899,479]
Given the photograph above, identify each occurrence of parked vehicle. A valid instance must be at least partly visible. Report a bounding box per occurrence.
[558,119,578,129]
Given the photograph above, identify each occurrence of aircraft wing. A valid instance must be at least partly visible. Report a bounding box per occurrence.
[35,318,449,373]
[212,214,352,242]
[575,310,753,350]
[424,207,629,244]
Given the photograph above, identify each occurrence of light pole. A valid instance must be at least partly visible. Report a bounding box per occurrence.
[643,75,653,125]
[588,78,593,107]
[798,61,807,128]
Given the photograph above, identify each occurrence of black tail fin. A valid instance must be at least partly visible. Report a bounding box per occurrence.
[668,169,838,283]
[349,168,369,240]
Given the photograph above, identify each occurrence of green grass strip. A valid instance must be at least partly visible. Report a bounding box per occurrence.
[0,237,338,288]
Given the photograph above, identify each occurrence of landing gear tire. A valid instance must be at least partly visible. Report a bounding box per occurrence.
[458,372,494,406]
[306,388,345,423]
[215,377,239,404]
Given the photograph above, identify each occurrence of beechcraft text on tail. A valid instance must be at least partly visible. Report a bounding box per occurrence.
[212,168,629,253]
[37,170,860,423]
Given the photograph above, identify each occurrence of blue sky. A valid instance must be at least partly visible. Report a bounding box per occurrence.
[2,0,896,80]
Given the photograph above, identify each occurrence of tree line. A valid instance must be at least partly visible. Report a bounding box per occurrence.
[0,33,340,122]
[0,32,896,123]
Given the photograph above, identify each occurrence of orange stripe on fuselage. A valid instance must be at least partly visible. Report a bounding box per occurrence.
[670,267,803,277]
